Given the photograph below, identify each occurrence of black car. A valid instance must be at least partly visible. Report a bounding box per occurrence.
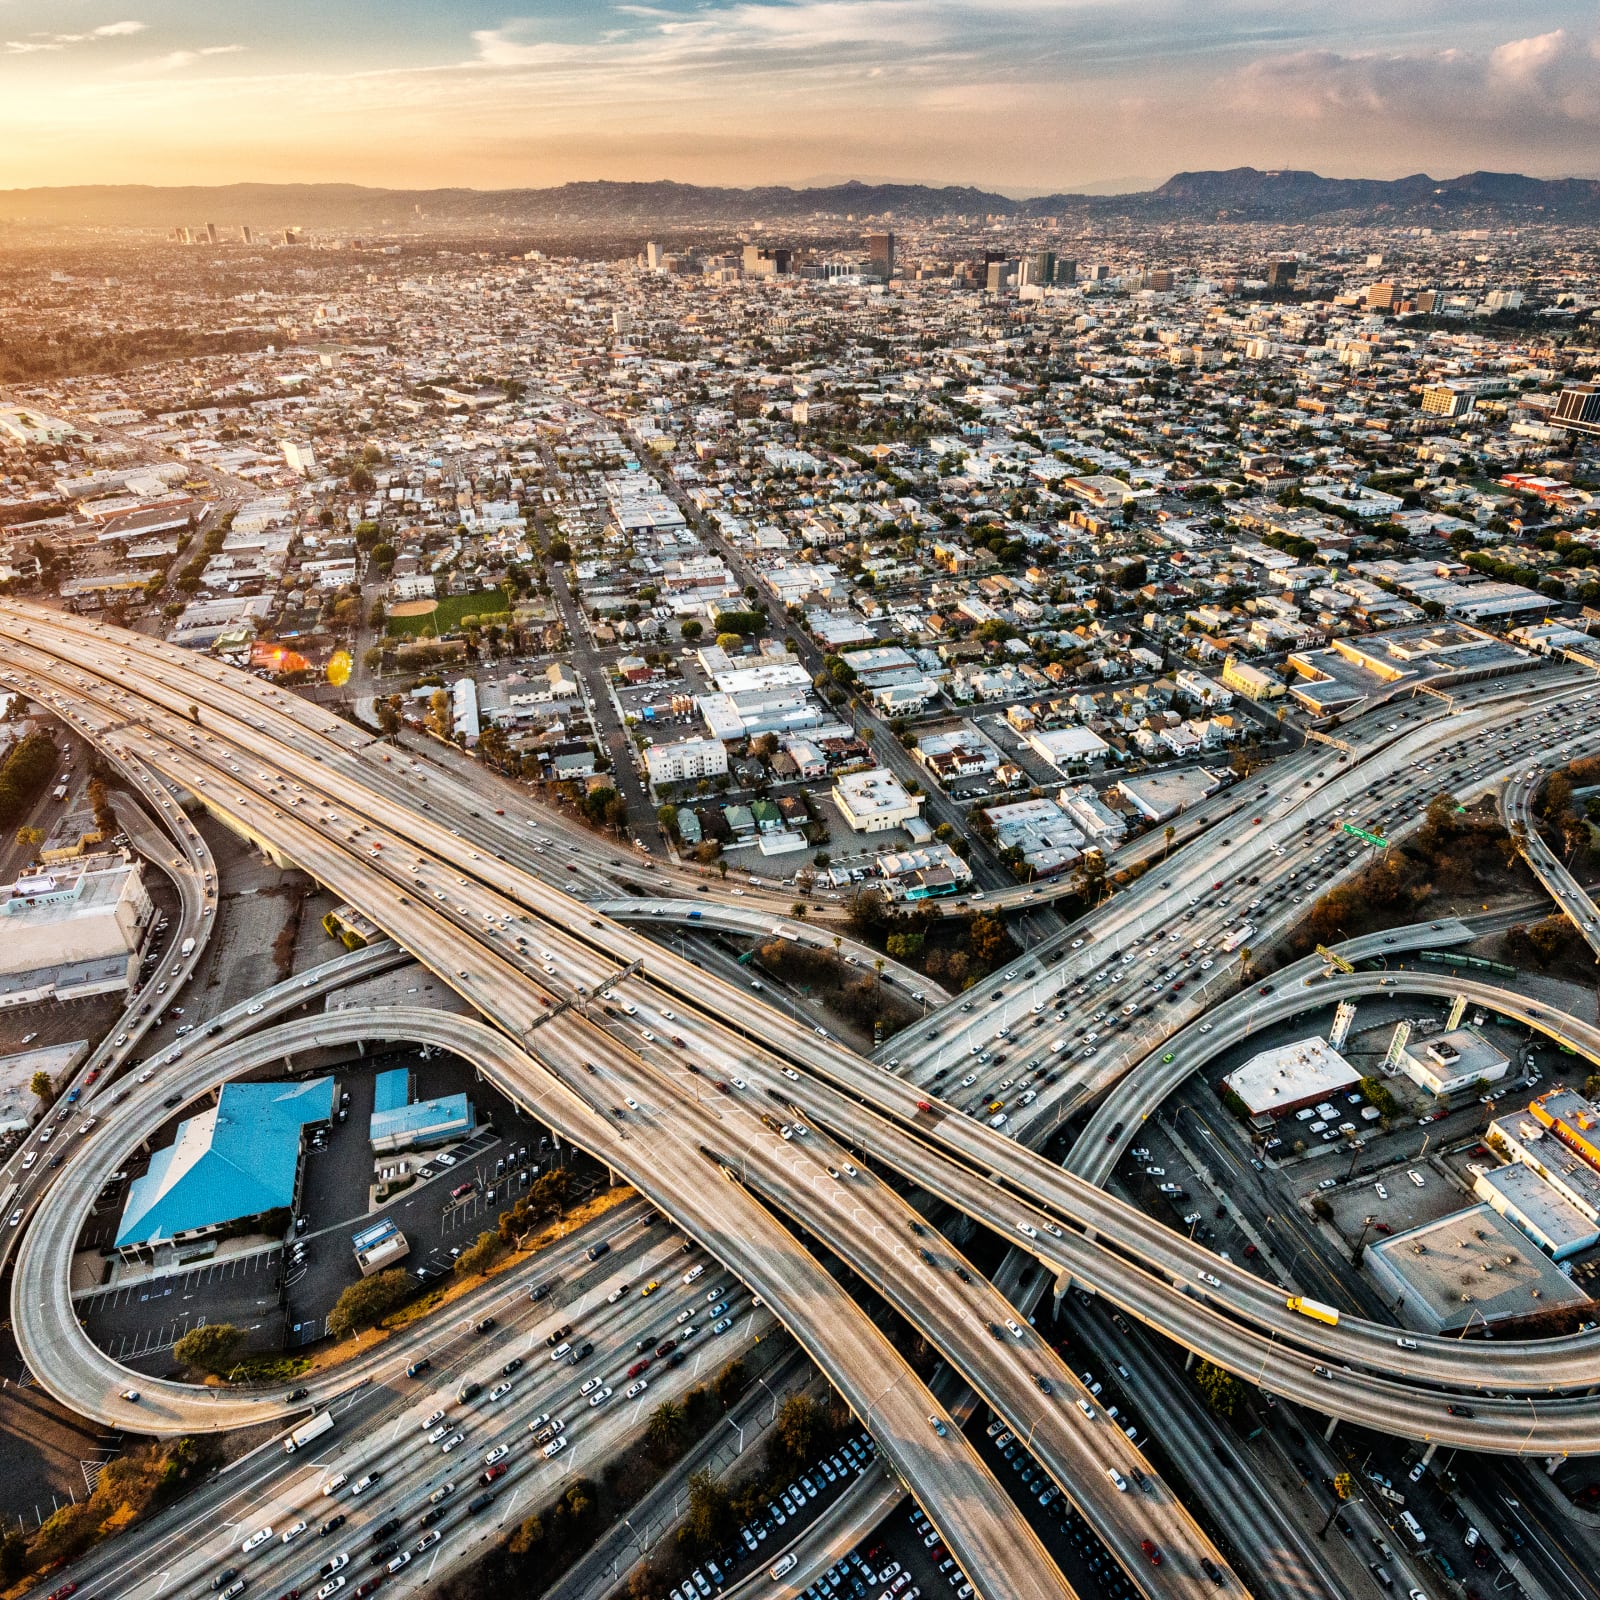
[545,1324,572,1348]
[418,1509,443,1529]
[528,1284,552,1303]
[284,1388,309,1402]
[320,1516,346,1537]
[369,1544,398,1567]
[211,1571,240,1592]
[370,1519,401,1544]
[405,1358,432,1377]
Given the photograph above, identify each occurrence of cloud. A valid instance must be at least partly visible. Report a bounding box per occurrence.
[1232,27,1600,137]
[136,44,245,72]
[4,18,144,53]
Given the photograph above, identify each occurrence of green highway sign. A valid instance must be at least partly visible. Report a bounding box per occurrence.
[1341,822,1389,848]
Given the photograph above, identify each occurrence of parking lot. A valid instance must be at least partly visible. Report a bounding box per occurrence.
[79,1248,284,1365]
[74,1044,607,1359]
[679,1431,887,1600]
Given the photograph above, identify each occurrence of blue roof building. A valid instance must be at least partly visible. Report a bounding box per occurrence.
[116,1077,334,1251]
[369,1066,474,1155]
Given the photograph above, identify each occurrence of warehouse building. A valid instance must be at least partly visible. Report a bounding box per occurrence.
[1221,1037,1360,1119]
[1397,1026,1509,1098]
[0,851,153,1008]
[116,1077,335,1257]
[369,1066,475,1154]
[1363,1204,1590,1333]
[1473,1164,1599,1260]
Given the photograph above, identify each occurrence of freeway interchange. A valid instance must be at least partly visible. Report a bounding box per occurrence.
[3,598,1600,1600]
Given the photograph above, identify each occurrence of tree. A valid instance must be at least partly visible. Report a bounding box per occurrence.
[680,619,703,640]
[173,1322,243,1374]
[683,1469,732,1553]
[328,1269,412,1338]
[712,1358,746,1411]
[528,1167,570,1217]
[645,1398,685,1461]
[0,1528,28,1583]
[1543,770,1574,824]
[376,699,402,738]
[775,1394,822,1464]
[88,777,116,835]
[1194,1360,1244,1418]
[454,1229,502,1277]
[14,825,42,849]
[507,1511,544,1557]
[29,1068,53,1101]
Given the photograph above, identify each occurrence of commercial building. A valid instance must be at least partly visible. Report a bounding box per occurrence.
[1396,1026,1509,1098]
[982,798,1085,878]
[1489,1095,1600,1226]
[0,851,153,1008]
[1363,1204,1590,1333]
[281,440,318,477]
[1220,1037,1360,1119]
[1473,1164,1599,1260]
[115,1077,336,1255]
[1220,656,1285,701]
[1117,766,1225,823]
[874,842,973,900]
[369,1067,475,1154]
[1528,1088,1600,1170]
[0,1040,86,1135]
[1026,726,1111,774]
[831,768,922,834]
[644,737,729,787]
[1552,384,1600,439]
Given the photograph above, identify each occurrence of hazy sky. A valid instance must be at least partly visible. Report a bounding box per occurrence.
[2,0,1598,191]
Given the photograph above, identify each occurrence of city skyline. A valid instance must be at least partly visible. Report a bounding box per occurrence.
[0,1,1597,192]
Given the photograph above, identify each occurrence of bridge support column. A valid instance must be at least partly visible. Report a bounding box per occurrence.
[1184,1349,1196,1373]
[1051,1269,1072,1313]
[1323,1416,1338,1442]
[1420,1442,1438,1466]
[353,1039,365,1057]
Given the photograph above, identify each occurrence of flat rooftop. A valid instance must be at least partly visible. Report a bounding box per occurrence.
[1222,1036,1359,1117]
[0,1040,87,1131]
[1366,1203,1589,1330]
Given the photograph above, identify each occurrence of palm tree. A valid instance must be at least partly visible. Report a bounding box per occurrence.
[1163,824,1176,860]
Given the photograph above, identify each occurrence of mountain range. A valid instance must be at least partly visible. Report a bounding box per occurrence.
[3,168,1599,231]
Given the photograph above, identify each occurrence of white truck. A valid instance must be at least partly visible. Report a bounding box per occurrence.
[284,1411,334,1453]
[1217,924,1254,954]
[179,936,196,958]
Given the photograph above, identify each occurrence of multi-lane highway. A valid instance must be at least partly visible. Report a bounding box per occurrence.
[6,599,1600,1600]
[0,602,1242,1598]
[1502,759,1600,958]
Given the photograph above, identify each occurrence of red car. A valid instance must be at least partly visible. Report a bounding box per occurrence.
[1140,1540,1163,1566]
[479,1464,508,1485]
[48,1586,78,1600]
